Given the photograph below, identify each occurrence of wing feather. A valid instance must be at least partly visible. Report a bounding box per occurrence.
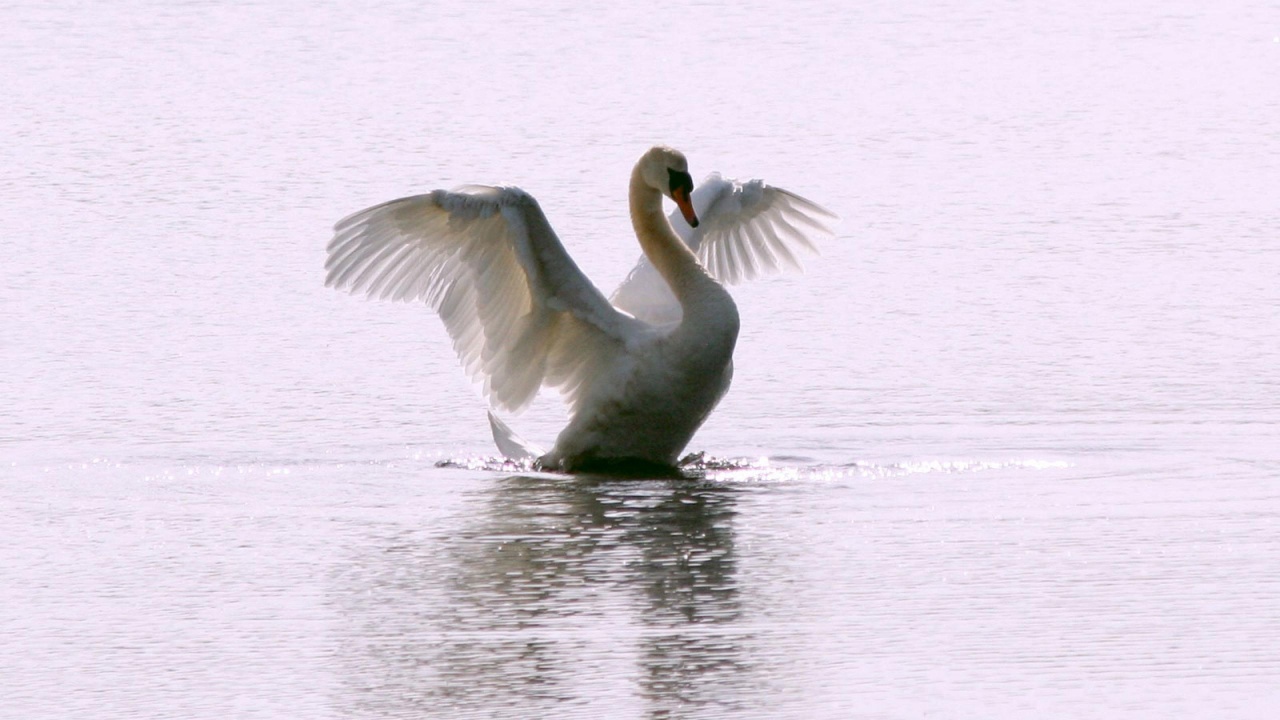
[326,186,640,415]
[695,178,836,282]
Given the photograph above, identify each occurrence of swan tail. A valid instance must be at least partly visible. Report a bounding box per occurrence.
[487,411,543,461]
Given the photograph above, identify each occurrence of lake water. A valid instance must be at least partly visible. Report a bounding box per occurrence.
[3,1,1278,718]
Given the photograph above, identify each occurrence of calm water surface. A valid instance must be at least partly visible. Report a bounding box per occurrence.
[3,1,1278,718]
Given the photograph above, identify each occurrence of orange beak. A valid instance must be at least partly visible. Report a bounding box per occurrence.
[672,187,699,228]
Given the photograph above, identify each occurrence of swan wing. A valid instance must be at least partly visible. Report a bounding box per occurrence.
[325,186,641,414]
[611,173,838,324]
[487,411,543,460]
[689,172,838,283]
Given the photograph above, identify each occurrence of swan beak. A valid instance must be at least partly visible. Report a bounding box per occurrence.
[672,187,699,228]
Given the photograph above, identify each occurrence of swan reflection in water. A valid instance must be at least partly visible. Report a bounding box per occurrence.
[333,474,766,718]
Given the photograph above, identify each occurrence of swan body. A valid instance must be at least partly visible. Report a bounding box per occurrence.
[325,147,834,473]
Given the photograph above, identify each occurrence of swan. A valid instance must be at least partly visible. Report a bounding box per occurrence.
[325,146,835,473]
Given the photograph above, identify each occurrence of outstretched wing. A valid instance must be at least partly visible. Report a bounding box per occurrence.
[691,173,839,283]
[325,186,643,415]
[611,172,837,325]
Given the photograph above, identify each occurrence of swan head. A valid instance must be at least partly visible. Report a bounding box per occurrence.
[639,145,699,228]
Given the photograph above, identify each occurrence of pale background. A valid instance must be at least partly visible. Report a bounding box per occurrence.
[2,1,1278,718]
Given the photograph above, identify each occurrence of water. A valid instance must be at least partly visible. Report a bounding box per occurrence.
[3,1,1278,717]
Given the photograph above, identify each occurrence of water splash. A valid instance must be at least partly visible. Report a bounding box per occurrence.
[435,456,542,474]
[433,453,1073,483]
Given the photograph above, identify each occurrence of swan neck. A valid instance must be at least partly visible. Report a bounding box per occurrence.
[629,168,700,298]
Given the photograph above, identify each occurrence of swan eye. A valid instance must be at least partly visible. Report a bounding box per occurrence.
[667,169,694,197]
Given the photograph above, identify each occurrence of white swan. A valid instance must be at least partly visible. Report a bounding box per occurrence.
[325,146,835,473]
